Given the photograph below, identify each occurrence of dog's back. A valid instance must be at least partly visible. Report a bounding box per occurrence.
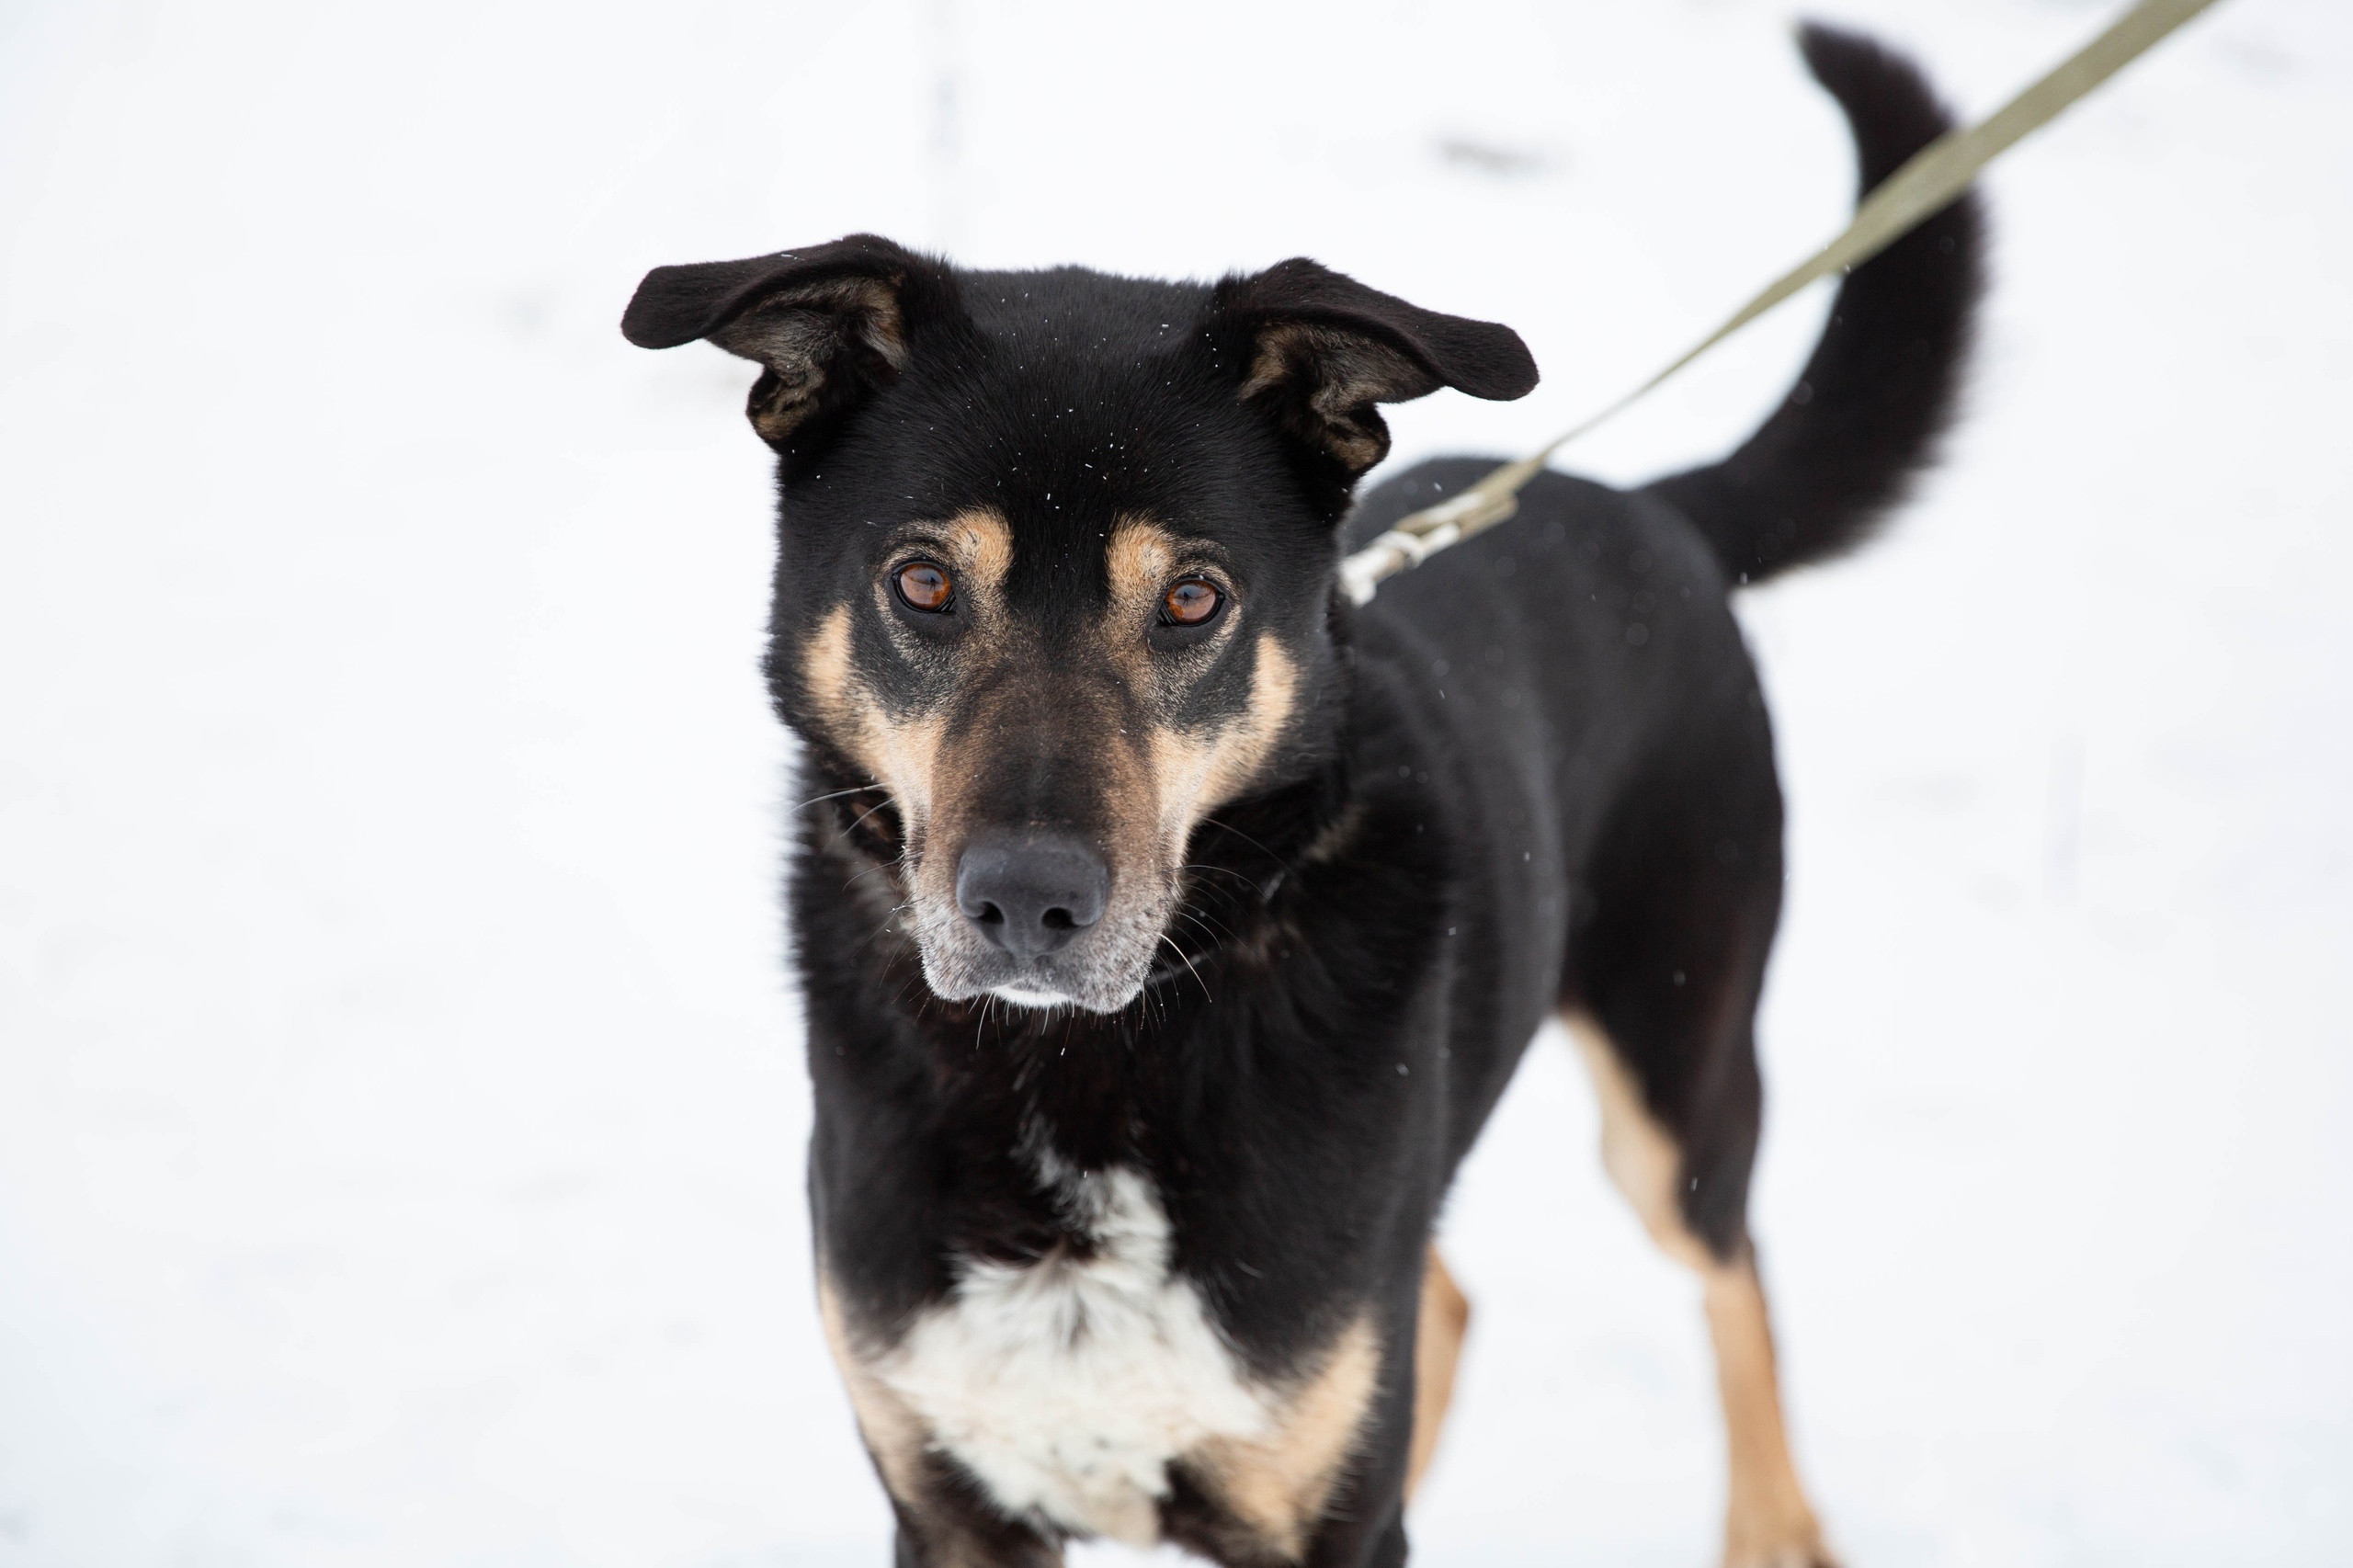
[1340,31,1985,1202]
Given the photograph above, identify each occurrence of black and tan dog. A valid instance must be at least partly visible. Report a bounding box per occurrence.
[622,25,1978,1568]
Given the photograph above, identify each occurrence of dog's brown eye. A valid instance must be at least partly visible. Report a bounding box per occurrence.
[1163,578,1222,626]
[895,561,953,612]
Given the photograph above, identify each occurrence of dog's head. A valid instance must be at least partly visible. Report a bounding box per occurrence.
[624,235,1534,1013]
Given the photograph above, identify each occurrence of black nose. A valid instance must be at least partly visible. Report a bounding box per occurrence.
[955,831,1110,958]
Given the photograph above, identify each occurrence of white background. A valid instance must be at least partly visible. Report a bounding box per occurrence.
[2,1,2347,1563]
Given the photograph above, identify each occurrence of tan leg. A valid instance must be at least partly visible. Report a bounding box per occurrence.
[1566,1014,1836,1568]
[1404,1244,1472,1502]
[1704,1254,1829,1568]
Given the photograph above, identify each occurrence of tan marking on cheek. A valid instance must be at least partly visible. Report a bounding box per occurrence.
[1148,634,1300,858]
[801,604,946,833]
[1405,1245,1471,1503]
[817,1273,930,1506]
[1188,1313,1381,1558]
[1147,725,1218,858]
[801,605,857,721]
[871,713,946,838]
[1208,636,1297,806]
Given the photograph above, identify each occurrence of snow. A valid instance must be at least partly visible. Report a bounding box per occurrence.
[1,0,2347,1563]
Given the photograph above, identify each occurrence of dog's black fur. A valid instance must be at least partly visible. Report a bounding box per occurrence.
[624,25,1980,1568]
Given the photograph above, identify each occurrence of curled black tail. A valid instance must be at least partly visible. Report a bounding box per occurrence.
[1646,23,1986,585]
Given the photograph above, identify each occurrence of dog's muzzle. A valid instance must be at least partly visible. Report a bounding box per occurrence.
[908,824,1160,1013]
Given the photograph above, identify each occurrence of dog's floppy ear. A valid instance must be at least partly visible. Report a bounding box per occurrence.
[622,233,949,451]
[1211,257,1538,482]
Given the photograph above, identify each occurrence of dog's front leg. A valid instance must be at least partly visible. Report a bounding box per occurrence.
[1171,1435,1413,1568]
[818,1276,1063,1566]
[886,1472,1063,1568]
[1145,1292,1421,1568]
[1305,1487,1409,1568]
[1300,1332,1417,1568]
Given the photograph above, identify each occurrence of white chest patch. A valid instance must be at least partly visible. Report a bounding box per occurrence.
[875,1156,1268,1546]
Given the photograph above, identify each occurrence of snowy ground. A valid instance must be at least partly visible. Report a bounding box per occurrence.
[2,0,2347,1563]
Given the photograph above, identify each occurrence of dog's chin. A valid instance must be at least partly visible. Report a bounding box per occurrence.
[913,921,1154,1015]
[990,984,1080,1012]
[922,961,1146,1016]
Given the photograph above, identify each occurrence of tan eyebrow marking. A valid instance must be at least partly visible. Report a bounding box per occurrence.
[937,507,1014,603]
[1106,517,1181,620]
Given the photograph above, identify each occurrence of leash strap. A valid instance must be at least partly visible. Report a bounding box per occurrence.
[1339,0,2224,606]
